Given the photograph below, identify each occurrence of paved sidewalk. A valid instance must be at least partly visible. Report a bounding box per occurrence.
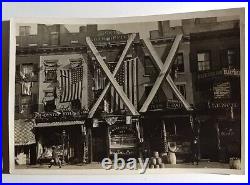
[16,161,230,169]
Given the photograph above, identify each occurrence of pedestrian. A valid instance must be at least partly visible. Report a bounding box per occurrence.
[49,146,62,168]
[191,136,199,165]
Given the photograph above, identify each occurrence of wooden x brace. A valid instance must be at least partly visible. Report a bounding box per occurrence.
[86,34,139,117]
[140,34,193,112]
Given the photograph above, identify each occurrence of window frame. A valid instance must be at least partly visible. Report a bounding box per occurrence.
[172,52,185,73]
[197,51,211,72]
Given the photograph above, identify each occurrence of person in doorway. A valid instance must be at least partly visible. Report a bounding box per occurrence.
[49,146,62,168]
[191,136,199,165]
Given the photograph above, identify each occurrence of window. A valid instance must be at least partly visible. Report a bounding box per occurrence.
[144,56,156,76]
[197,52,210,71]
[43,91,56,112]
[20,63,34,79]
[44,60,58,82]
[20,96,32,115]
[227,49,237,69]
[19,26,31,36]
[45,70,57,82]
[172,53,184,73]
[173,84,186,99]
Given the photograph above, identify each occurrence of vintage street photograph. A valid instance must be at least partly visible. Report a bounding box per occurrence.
[12,9,244,174]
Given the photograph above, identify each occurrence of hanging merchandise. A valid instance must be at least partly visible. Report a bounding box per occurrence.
[105,116,118,126]
[81,125,87,136]
[136,121,143,143]
[126,116,132,125]
[93,118,99,128]
[21,82,32,95]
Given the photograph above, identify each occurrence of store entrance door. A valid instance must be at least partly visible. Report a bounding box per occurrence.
[92,126,108,162]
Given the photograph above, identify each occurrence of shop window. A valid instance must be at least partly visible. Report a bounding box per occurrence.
[173,84,186,100]
[172,53,184,73]
[197,52,210,71]
[144,56,156,76]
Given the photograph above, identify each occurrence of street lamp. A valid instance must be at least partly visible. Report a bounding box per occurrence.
[62,129,66,164]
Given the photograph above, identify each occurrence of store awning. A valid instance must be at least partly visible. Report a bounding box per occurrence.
[34,120,85,128]
[15,119,36,146]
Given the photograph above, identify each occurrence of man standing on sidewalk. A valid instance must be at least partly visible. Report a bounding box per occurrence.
[49,146,62,168]
[191,136,199,165]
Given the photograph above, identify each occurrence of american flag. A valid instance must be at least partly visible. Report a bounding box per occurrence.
[60,67,83,102]
[108,57,138,112]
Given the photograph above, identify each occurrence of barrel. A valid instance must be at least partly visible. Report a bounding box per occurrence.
[156,157,162,165]
[168,152,176,165]
[151,157,157,165]
[160,163,165,168]
[155,165,160,168]
[161,153,168,164]
[229,158,241,169]
[153,151,159,158]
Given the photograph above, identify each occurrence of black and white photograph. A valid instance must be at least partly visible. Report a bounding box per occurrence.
[3,4,246,181]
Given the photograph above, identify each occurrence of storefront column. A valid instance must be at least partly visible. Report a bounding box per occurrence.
[162,120,168,153]
[87,127,93,163]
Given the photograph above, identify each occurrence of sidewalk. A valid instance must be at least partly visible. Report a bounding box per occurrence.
[16,161,230,169]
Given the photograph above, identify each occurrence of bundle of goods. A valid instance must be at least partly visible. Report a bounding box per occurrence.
[149,151,165,169]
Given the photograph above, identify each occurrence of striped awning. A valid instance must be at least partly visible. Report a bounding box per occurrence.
[34,120,85,128]
[15,119,36,146]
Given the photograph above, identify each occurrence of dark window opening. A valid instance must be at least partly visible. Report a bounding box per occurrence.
[71,99,81,111]
[144,56,156,76]
[173,84,186,100]
[45,69,57,82]
[172,53,184,73]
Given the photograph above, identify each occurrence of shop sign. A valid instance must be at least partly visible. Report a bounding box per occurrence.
[91,34,129,43]
[213,82,231,99]
[198,69,240,79]
[198,70,223,79]
[223,69,240,76]
[166,100,183,109]
[208,102,239,109]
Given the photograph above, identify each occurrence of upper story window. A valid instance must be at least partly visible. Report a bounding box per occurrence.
[19,26,31,36]
[227,49,237,69]
[144,56,156,76]
[197,52,210,71]
[44,60,58,82]
[20,63,34,79]
[173,84,186,100]
[172,53,184,73]
[220,48,239,69]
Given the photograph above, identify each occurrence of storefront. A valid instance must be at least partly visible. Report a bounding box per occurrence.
[34,110,88,164]
[89,115,142,162]
[15,119,36,165]
[141,104,194,162]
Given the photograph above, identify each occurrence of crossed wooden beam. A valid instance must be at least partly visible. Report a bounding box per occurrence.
[140,34,193,112]
[86,33,192,118]
[86,33,139,118]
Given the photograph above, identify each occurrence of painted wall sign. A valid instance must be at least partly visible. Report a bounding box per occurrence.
[198,69,240,79]
[91,34,129,43]
[208,102,239,109]
[213,82,231,99]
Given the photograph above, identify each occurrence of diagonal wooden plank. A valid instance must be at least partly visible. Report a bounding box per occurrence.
[140,34,183,112]
[86,36,139,116]
[142,37,193,111]
[88,33,136,118]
